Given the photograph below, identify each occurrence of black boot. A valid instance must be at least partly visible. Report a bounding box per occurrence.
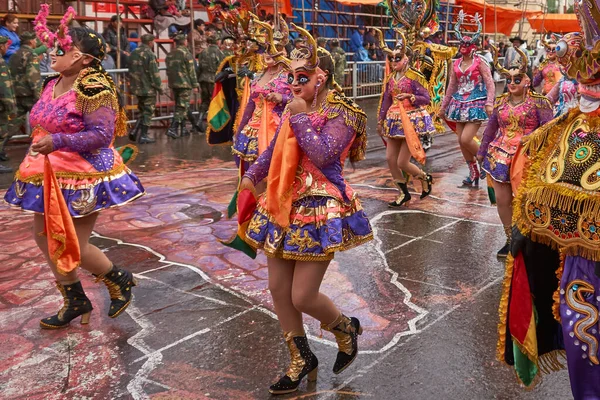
[0,152,8,162]
[419,172,434,199]
[94,265,137,318]
[128,119,142,142]
[0,164,12,174]
[40,281,93,329]
[138,125,156,144]
[187,110,201,133]
[166,119,180,139]
[497,226,511,259]
[321,314,363,374]
[389,180,411,207]
[269,331,319,395]
[179,121,190,137]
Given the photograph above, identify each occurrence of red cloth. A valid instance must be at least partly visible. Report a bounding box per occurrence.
[43,156,81,275]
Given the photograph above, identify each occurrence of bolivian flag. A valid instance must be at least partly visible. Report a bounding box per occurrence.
[508,252,539,386]
[207,81,230,133]
[221,188,257,259]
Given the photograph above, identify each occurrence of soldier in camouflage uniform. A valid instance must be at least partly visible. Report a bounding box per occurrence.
[197,35,224,114]
[330,39,347,87]
[0,36,16,172]
[128,34,161,144]
[166,33,199,138]
[8,31,41,136]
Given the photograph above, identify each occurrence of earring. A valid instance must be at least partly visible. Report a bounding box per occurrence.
[312,82,321,109]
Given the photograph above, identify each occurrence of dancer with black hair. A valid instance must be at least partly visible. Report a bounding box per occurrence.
[4,6,144,329]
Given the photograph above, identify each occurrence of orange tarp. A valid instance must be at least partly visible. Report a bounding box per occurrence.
[456,0,542,36]
[527,14,581,33]
[335,0,382,5]
[257,0,292,16]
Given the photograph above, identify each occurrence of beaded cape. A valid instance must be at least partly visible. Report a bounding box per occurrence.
[513,108,600,261]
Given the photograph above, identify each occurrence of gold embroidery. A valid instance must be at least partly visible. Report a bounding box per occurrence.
[286,230,319,251]
[248,214,266,235]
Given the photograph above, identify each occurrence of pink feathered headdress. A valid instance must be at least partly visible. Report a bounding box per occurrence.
[34,4,77,51]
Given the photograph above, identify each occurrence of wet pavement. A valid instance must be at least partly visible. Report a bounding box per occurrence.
[0,101,573,399]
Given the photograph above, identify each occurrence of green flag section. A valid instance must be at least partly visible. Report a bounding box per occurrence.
[227,189,238,219]
[221,234,257,259]
[116,144,138,165]
[207,82,230,132]
[487,176,497,205]
[221,188,258,259]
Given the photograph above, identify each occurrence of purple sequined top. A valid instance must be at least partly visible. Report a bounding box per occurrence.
[245,97,359,202]
[30,79,116,154]
[478,93,554,158]
[236,71,292,134]
[378,74,430,121]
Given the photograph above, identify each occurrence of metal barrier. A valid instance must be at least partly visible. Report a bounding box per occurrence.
[340,61,386,100]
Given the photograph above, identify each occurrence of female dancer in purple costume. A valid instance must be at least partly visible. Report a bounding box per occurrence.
[239,26,372,395]
[4,11,141,328]
[232,16,292,167]
[377,36,435,207]
[477,46,553,258]
[439,11,495,187]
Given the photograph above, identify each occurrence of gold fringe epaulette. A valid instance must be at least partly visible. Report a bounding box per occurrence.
[326,91,367,162]
[529,91,553,109]
[74,67,126,136]
[74,67,120,114]
[405,67,428,90]
[494,93,509,108]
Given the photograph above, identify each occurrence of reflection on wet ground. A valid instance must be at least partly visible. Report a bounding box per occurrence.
[0,101,573,399]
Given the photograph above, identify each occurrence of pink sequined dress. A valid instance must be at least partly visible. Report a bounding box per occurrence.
[440,56,495,122]
[477,92,553,183]
[4,71,144,216]
[232,71,292,163]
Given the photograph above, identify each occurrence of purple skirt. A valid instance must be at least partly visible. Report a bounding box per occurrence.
[383,108,436,139]
[4,170,145,217]
[245,195,373,261]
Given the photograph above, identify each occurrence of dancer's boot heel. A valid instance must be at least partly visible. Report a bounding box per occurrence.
[80,311,92,325]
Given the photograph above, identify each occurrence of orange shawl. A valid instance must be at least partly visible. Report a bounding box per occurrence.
[265,116,300,228]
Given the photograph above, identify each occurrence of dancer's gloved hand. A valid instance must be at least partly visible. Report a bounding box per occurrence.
[215,68,232,83]
[237,67,254,79]
[510,225,526,257]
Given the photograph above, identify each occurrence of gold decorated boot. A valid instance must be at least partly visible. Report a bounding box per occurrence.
[269,331,318,395]
[321,313,363,374]
[94,265,137,318]
[40,281,93,329]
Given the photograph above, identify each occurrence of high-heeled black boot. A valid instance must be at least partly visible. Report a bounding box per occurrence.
[40,281,93,329]
[419,172,434,199]
[269,331,319,395]
[94,265,137,318]
[321,314,363,374]
[389,180,411,207]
